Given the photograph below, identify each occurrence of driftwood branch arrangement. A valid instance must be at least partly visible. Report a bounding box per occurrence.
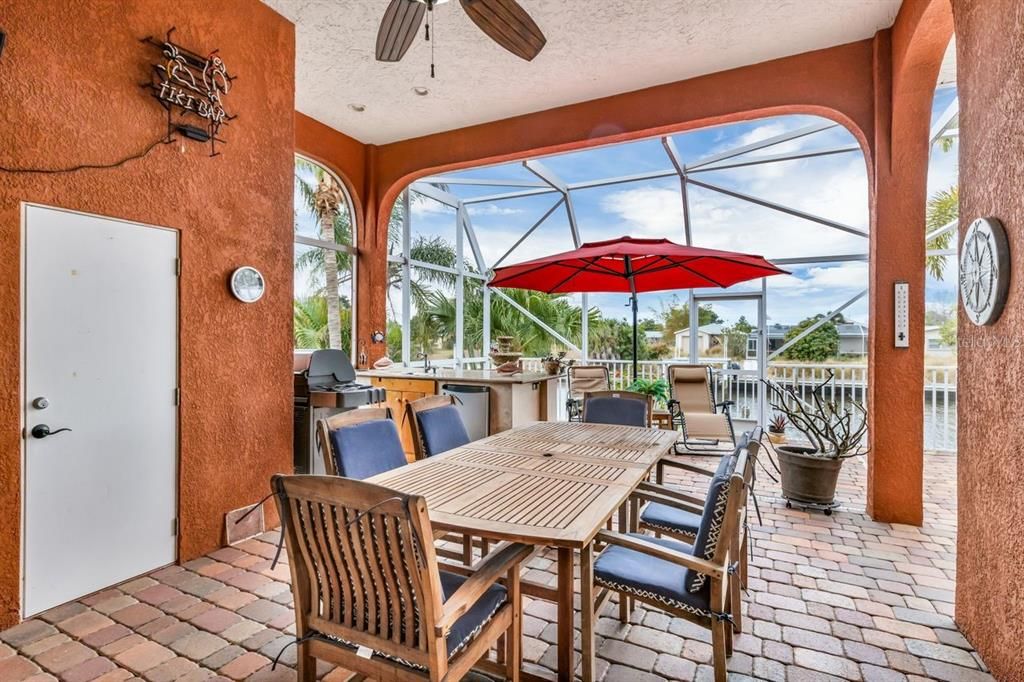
[762,370,868,459]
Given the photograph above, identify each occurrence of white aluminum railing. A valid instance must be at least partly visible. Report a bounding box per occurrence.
[521,358,957,453]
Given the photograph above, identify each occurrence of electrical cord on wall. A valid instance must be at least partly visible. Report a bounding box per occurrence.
[0,136,174,174]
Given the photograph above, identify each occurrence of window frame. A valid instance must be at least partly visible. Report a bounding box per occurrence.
[293,153,358,359]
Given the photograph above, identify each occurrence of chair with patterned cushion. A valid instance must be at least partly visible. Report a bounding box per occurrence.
[634,432,761,631]
[406,395,472,459]
[586,441,753,682]
[582,390,652,428]
[566,365,611,421]
[272,474,532,682]
[317,408,407,478]
[666,364,737,455]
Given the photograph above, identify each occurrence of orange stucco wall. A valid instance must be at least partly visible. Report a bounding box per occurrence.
[0,1,295,627]
[953,0,1024,677]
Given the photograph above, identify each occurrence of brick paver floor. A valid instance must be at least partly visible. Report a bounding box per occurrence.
[0,451,991,681]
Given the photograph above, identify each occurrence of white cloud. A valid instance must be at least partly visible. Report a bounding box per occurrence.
[467,203,525,217]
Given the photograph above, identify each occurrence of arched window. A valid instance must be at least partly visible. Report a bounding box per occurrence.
[293,154,357,356]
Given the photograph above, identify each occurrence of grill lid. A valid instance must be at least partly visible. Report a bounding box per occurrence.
[306,349,357,387]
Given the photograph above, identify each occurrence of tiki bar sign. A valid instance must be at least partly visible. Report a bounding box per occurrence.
[143,28,236,155]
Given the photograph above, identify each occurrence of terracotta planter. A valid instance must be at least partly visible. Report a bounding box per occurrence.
[776,444,842,506]
[767,430,787,445]
[543,360,561,375]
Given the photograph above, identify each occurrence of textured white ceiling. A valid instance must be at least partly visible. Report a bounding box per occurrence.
[264,0,903,144]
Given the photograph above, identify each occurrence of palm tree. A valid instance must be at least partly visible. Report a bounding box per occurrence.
[293,296,352,352]
[926,185,958,280]
[294,158,354,349]
[384,191,461,322]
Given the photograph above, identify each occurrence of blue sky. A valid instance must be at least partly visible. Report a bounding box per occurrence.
[404,88,959,330]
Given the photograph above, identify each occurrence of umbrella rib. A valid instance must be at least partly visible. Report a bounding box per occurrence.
[630,255,671,275]
[491,259,583,287]
[549,256,604,292]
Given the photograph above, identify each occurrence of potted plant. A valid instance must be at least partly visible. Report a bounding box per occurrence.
[762,370,867,513]
[767,413,788,444]
[541,351,571,375]
[627,377,670,409]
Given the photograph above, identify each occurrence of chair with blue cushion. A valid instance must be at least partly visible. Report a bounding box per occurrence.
[406,395,489,563]
[316,408,407,479]
[581,390,652,428]
[272,474,531,682]
[406,395,472,459]
[634,432,760,632]
[587,439,756,682]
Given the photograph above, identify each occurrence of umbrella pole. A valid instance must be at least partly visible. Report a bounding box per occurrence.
[631,293,639,383]
[624,256,639,383]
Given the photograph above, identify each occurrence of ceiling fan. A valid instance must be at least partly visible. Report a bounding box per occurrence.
[376,0,547,65]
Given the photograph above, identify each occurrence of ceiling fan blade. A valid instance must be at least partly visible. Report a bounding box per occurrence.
[460,0,547,61]
[376,0,426,62]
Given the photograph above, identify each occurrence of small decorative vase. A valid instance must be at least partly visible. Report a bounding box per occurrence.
[543,359,561,375]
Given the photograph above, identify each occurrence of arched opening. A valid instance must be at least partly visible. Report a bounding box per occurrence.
[386,113,875,492]
[293,154,358,358]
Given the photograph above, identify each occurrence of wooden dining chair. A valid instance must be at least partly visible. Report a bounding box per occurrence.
[566,365,611,421]
[405,394,489,563]
[272,474,532,682]
[406,395,472,459]
[582,390,653,428]
[633,432,761,631]
[666,364,737,455]
[586,441,754,682]
[316,407,406,478]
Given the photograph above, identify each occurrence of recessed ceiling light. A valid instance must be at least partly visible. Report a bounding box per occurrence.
[412,87,430,97]
[348,103,366,112]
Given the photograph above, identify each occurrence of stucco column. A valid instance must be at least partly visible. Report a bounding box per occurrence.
[866,2,952,525]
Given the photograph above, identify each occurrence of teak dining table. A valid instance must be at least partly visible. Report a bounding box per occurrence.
[367,421,679,682]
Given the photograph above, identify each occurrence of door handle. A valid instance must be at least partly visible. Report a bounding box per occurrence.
[31,424,72,439]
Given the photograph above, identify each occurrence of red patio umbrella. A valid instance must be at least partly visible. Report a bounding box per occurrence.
[488,236,789,380]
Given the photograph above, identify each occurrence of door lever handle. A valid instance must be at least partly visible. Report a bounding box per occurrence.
[31,424,72,439]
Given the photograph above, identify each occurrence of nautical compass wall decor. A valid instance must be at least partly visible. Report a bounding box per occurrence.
[959,217,1010,326]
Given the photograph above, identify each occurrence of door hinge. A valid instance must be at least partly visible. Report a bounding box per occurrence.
[174,388,180,406]
[171,518,178,536]
[175,258,181,276]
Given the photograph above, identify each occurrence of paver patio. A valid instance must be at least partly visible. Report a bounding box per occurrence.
[0,451,988,681]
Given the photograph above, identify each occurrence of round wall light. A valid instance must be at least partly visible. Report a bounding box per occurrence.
[230,266,266,303]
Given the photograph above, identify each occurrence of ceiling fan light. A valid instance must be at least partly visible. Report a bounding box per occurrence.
[412,86,430,96]
[348,103,366,112]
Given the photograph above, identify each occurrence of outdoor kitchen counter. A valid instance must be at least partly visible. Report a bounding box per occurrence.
[357,368,561,384]
[357,368,562,439]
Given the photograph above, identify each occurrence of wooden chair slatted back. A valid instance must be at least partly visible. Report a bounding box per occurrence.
[317,408,393,477]
[273,475,445,666]
[667,364,717,416]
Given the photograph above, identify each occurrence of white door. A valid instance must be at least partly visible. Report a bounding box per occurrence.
[23,205,178,617]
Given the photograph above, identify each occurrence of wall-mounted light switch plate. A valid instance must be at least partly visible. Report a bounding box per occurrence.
[894,281,909,348]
